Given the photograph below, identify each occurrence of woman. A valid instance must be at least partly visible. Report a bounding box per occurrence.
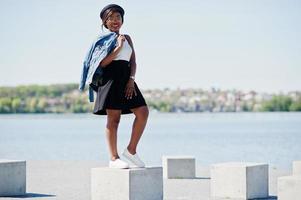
[93,4,149,169]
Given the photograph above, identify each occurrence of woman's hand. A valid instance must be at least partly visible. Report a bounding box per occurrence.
[99,35,124,68]
[117,34,126,47]
[125,79,137,99]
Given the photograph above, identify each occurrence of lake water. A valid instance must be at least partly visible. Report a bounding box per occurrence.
[0,112,300,170]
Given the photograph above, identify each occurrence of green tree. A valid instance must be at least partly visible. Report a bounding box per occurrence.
[11,98,22,113]
[0,97,12,113]
[261,95,293,111]
[37,98,47,113]
[29,98,38,113]
[289,98,301,111]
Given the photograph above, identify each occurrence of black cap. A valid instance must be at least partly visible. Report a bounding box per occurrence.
[100,4,125,20]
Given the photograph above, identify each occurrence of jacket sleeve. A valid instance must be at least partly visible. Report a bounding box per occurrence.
[79,32,117,102]
[78,40,96,91]
[87,37,117,103]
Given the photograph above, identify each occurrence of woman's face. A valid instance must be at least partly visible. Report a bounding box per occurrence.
[105,11,123,32]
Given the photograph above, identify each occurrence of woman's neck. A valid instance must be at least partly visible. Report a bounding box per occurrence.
[109,30,119,35]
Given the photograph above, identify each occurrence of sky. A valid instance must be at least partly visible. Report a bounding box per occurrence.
[0,0,300,93]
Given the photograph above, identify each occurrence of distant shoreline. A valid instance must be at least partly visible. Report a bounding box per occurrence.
[1,111,301,115]
[1,84,300,113]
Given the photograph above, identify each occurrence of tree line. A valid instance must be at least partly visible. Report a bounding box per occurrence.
[0,84,300,113]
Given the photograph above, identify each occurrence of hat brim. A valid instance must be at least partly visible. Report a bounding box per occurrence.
[100,4,125,20]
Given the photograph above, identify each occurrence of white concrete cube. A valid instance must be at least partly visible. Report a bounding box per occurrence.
[210,162,269,199]
[162,155,195,179]
[91,166,163,200]
[278,175,301,200]
[0,159,26,196]
[292,161,301,175]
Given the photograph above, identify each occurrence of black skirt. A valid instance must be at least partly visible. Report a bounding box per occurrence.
[92,60,147,115]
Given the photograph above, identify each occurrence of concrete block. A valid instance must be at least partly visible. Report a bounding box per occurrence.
[91,166,163,200]
[0,159,26,196]
[210,162,269,199]
[293,161,301,175]
[162,155,195,179]
[278,175,301,200]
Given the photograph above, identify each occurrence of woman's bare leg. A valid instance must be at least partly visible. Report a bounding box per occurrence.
[105,109,122,161]
[127,106,149,154]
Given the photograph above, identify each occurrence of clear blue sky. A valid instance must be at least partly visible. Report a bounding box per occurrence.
[0,0,300,93]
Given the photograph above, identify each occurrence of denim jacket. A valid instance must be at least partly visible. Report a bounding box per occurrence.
[79,31,118,102]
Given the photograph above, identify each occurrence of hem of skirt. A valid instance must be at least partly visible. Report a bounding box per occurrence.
[93,103,147,115]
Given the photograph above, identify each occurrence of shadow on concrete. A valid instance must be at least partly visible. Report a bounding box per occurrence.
[1,193,56,198]
[252,196,277,200]
[194,176,210,180]
[164,176,210,180]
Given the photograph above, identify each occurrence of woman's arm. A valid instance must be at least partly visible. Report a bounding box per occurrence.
[124,34,137,99]
[125,34,136,77]
[99,35,125,68]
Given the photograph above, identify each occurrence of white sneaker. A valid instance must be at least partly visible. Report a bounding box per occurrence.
[109,158,129,169]
[122,148,145,168]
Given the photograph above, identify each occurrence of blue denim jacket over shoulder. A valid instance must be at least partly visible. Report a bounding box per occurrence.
[79,31,118,102]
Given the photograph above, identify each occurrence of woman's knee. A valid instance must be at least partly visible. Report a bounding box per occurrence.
[106,110,121,129]
[135,106,149,121]
[106,117,120,130]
